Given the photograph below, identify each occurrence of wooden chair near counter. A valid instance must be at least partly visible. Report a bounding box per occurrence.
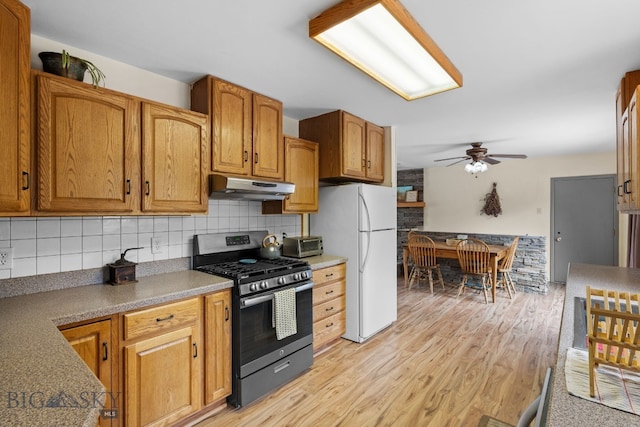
[496,236,519,299]
[406,232,444,294]
[456,238,493,304]
[586,286,640,398]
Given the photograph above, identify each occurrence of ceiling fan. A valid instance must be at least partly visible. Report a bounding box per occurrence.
[434,142,528,167]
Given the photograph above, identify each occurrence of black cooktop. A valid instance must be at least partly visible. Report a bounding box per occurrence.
[196,257,309,281]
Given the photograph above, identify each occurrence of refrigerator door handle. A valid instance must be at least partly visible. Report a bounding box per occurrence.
[359,192,372,273]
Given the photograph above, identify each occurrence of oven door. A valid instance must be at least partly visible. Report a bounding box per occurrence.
[237,281,313,378]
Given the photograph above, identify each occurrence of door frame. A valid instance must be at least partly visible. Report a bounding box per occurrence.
[550,174,618,282]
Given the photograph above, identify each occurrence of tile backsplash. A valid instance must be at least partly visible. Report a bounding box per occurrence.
[0,200,301,279]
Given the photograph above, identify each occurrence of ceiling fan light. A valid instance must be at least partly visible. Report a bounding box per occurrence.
[309,0,462,100]
[464,163,474,173]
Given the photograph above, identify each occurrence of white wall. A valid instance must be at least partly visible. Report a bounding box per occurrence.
[423,151,619,279]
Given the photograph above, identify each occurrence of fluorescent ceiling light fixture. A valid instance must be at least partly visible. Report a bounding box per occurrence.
[309,0,462,100]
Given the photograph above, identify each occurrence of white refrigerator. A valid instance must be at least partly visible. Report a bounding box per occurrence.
[310,183,397,343]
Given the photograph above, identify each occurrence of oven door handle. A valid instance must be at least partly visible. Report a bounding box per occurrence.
[241,281,314,308]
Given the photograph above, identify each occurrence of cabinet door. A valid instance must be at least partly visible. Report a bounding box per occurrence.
[284,137,319,213]
[252,94,284,179]
[204,290,231,405]
[213,80,252,176]
[125,326,201,427]
[365,122,385,182]
[629,94,638,210]
[36,75,140,213]
[141,102,208,213]
[616,82,627,210]
[341,112,366,178]
[61,320,114,427]
[0,0,30,215]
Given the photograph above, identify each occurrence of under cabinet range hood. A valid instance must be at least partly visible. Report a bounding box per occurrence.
[209,174,295,201]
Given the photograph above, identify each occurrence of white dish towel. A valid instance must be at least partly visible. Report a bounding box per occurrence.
[273,287,297,340]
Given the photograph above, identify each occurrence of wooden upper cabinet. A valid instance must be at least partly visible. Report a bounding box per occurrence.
[0,0,30,215]
[262,137,319,214]
[299,110,385,183]
[36,74,140,214]
[616,71,640,213]
[365,122,385,182]
[252,94,284,179]
[141,102,209,213]
[191,75,284,180]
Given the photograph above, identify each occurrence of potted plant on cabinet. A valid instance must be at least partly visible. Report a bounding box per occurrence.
[38,50,106,87]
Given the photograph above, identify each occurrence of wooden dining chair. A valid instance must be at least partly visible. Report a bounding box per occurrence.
[497,236,519,299]
[407,232,444,293]
[456,238,493,303]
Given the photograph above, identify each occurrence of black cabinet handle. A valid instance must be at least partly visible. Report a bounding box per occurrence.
[126,179,131,195]
[244,150,248,162]
[193,343,198,358]
[156,314,174,322]
[145,181,150,196]
[21,171,29,190]
[102,342,108,361]
[624,180,631,194]
[254,152,259,164]
[225,306,230,321]
[618,185,624,197]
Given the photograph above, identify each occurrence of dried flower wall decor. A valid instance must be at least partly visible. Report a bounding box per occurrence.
[482,182,502,217]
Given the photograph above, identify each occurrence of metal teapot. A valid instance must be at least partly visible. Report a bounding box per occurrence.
[260,234,281,259]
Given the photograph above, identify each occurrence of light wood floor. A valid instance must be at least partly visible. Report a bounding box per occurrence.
[197,278,565,427]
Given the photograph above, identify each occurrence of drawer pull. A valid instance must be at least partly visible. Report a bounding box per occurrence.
[22,171,30,190]
[156,314,174,322]
[193,343,198,358]
[326,322,334,328]
[225,306,230,321]
[325,290,334,295]
[325,273,334,278]
[326,306,334,312]
[102,342,108,361]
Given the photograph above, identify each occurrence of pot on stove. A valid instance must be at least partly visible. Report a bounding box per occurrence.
[260,234,281,259]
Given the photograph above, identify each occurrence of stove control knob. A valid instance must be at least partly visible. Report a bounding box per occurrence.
[250,283,258,292]
[293,273,300,281]
[301,271,308,279]
[277,277,286,285]
[260,281,268,289]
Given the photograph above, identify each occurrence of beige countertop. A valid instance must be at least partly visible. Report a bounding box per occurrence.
[547,263,640,426]
[0,270,233,427]
[304,254,348,270]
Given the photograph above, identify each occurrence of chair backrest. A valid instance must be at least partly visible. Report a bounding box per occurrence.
[407,232,438,268]
[500,236,520,271]
[456,238,491,275]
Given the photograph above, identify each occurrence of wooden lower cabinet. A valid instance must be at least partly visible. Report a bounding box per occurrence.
[203,289,232,405]
[122,298,202,427]
[312,263,347,353]
[60,318,117,427]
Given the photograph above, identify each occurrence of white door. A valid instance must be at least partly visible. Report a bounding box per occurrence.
[360,228,397,340]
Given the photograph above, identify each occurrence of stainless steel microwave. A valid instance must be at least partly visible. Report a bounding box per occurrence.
[282,236,323,258]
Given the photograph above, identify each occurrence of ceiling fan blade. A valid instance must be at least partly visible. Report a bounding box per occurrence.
[446,158,471,167]
[483,157,501,165]
[434,156,469,162]
[487,154,528,159]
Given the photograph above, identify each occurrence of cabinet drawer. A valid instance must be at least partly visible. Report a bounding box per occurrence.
[313,310,346,351]
[312,263,346,286]
[313,296,345,323]
[313,279,345,306]
[123,298,200,340]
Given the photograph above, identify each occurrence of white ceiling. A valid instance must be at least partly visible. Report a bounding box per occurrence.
[22,0,640,170]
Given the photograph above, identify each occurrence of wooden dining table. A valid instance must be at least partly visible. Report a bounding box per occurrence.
[402,240,508,303]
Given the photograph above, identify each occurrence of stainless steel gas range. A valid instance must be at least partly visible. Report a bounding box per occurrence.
[193,231,314,407]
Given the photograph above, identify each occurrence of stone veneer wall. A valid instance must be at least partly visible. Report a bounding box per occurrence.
[407,231,548,294]
[396,169,424,268]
